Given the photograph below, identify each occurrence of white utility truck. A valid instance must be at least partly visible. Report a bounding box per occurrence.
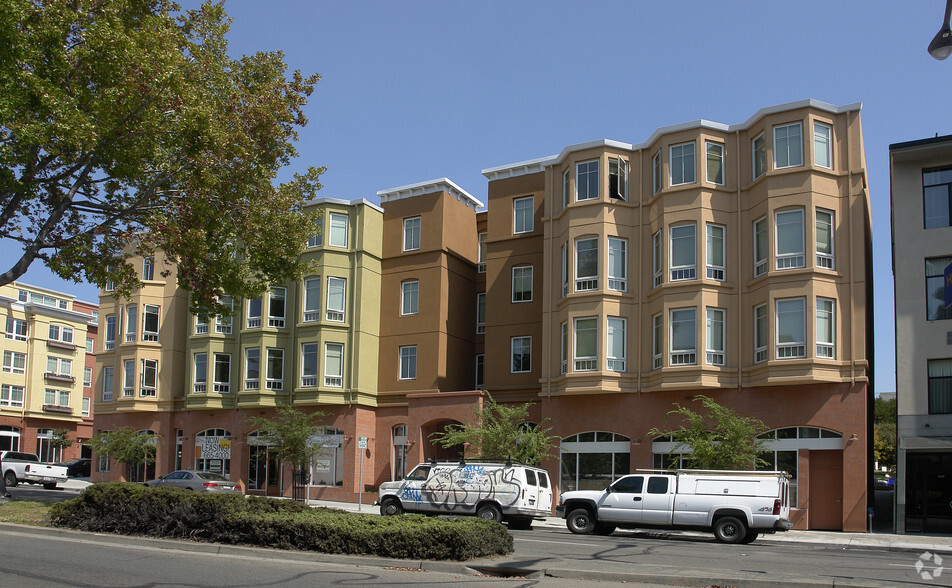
[376,459,553,529]
[556,469,792,543]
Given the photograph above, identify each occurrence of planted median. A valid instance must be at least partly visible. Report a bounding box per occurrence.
[48,483,513,560]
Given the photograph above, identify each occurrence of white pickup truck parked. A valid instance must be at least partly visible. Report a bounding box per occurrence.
[556,469,792,544]
[1,451,69,490]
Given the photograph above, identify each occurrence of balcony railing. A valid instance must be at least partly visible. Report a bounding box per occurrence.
[706,351,725,366]
[140,386,157,397]
[213,383,230,393]
[247,317,261,328]
[670,267,696,281]
[575,278,597,291]
[303,310,320,322]
[706,266,724,281]
[265,379,282,390]
[816,344,835,359]
[301,376,317,387]
[776,254,805,270]
[816,254,834,270]
[574,358,597,372]
[268,317,285,328]
[326,310,344,322]
[195,324,209,334]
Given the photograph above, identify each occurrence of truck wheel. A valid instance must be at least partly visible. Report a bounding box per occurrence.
[476,503,503,522]
[3,471,17,488]
[714,516,747,544]
[380,498,403,516]
[43,482,57,490]
[740,529,759,544]
[594,523,616,536]
[566,508,595,534]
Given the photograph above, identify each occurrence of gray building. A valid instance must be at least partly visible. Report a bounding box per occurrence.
[890,135,952,534]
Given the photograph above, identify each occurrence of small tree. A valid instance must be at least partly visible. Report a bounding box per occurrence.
[648,395,769,470]
[429,393,556,465]
[88,427,159,480]
[49,428,73,461]
[245,406,327,485]
[873,396,897,472]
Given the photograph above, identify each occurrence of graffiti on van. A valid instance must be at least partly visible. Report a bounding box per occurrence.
[416,465,523,510]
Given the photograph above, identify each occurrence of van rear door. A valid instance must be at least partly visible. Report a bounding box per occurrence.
[537,470,553,513]
[522,469,540,508]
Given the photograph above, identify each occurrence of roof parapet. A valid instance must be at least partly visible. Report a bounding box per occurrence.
[377,178,483,212]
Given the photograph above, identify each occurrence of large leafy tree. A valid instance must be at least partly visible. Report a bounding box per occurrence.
[648,395,769,470]
[429,393,556,466]
[0,0,323,312]
[246,405,327,480]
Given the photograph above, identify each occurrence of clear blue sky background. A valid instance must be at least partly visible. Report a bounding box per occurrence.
[8,0,952,395]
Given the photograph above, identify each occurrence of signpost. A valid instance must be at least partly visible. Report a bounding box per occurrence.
[357,436,368,511]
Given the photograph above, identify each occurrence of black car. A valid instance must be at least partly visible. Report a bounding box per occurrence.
[57,458,91,478]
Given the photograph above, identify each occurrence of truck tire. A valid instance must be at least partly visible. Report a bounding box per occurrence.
[43,482,57,490]
[476,503,503,522]
[713,516,747,544]
[380,498,403,516]
[740,529,759,544]
[3,470,17,488]
[566,508,596,534]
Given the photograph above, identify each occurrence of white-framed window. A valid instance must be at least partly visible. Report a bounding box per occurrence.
[776,298,806,359]
[193,352,207,393]
[754,303,768,363]
[511,336,531,374]
[268,287,286,328]
[247,298,262,328]
[816,298,835,359]
[245,348,260,390]
[773,122,803,169]
[775,209,805,269]
[575,237,598,291]
[669,142,696,186]
[706,141,725,185]
[927,256,952,321]
[475,354,484,388]
[216,296,233,334]
[48,324,73,343]
[84,366,92,387]
[652,230,663,287]
[104,316,116,350]
[213,353,230,393]
[576,160,599,201]
[142,304,159,341]
[82,397,90,417]
[477,232,487,273]
[752,133,766,179]
[607,317,626,372]
[125,305,137,342]
[815,209,834,269]
[105,277,115,292]
[476,292,486,334]
[142,256,155,281]
[399,345,417,380]
[2,351,26,375]
[670,308,697,366]
[513,197,534,233]
[301,342,319,387]
[195,313,209,334]
[924,167,952,229]
[670,224,697,281]
[560,322,568,375]
[85,337,94,353]
[326,277,346,322]
[706,224,725,280]
[560,243,568,297]
[266,348,284,390]
[5,317,27,341]
[307,215,323,248]
[706,308,725,366]
[324,343,343,387]
[44,388,69,408]
[304,278,321,322]
[562,169,570,208]
[1,384,25,408]
[574,317,597,371]
[46,356,71,376]
[609,156,628,200]
[403,216,421,251]
[123,359,134,396]
[753,216,768,277]
[652,313,663,370]
[512,265,533,302]
[814,122,832,169]
[140,358,157,397]
[101,366,114,401]
[652,150,662,194]
[328,212,348,248]
[608,237,627,291]
[401,280,419,315]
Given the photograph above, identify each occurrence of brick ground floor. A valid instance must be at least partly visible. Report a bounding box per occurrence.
[0,414,93,462]
[94,382,869,531]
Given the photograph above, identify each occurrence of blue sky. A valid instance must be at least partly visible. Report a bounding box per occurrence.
[9,1,952,394]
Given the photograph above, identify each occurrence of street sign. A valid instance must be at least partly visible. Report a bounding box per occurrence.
[358,436,368,449]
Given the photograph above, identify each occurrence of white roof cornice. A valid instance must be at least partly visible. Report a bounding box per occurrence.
[377,178,483,212]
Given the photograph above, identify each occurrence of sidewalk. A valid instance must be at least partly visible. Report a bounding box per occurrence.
[62,479,952,554]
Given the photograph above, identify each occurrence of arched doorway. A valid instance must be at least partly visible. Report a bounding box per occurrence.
[421,419,463,461]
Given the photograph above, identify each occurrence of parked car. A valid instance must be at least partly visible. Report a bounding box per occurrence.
[56,458,91,478]
[0,451,69,489]
[144,470,241,493]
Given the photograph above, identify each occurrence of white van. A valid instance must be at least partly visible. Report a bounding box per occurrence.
[376,459,553,529]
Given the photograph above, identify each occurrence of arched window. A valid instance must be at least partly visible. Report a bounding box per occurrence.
[560,431,631,492]
[756,427,842,505]
[392,425,408,481]
[195,428,231,475]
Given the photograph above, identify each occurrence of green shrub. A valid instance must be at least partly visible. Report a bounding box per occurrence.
[49,483,512,560]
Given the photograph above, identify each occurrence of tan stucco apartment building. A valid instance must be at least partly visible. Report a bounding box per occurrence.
[93,99,872,531]
[890,135,952,534]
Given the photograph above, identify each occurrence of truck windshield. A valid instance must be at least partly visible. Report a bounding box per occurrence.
[405,466,430,481]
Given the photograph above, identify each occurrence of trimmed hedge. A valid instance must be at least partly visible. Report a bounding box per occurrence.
[49,483,513,560]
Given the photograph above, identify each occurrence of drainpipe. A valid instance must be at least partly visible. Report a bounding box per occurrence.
[735,128,743,393]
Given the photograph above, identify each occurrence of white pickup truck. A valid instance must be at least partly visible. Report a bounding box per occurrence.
[1,451,69,490]
[556,469,792,544]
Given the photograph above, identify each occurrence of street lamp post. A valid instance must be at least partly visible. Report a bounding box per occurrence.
[929,0,952,60]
